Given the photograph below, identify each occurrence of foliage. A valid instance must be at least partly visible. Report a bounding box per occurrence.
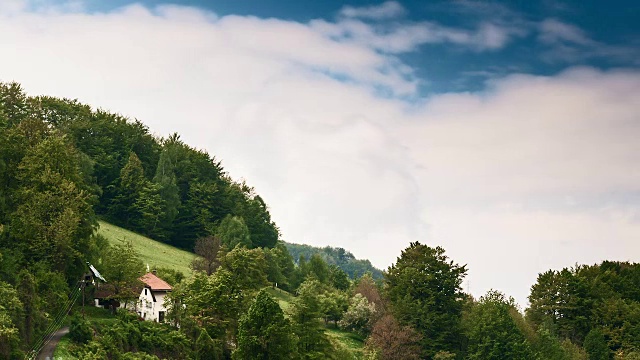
[264,242,296,291]
[584,328,610,360]
[234,289,296,359]
[289,279,331,359]
[191,235,223,275]
[319,289,349,327]
[354,273,383,312]
[216,215,251,249]
[463,290,535,360]
[100,242,144,309]
[195,328,222,360]
[339,294,376,336]
[285,242,383,280]
[365,314,422,360]
[0,281,22,359]
[69,315,93,344]
[528,261,640,353]
[151,267,185,286]
[384,241,467,357]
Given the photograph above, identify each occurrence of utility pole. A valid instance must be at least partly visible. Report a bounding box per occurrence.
[82,278,86,319]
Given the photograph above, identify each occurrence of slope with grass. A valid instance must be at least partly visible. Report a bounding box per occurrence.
[98,220,197,276]
[97,221,365,358]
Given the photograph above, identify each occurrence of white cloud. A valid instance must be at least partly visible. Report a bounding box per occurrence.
[339,1,406,20]
[311,18,523,54]
[538,19,640,65]
[539,18,594,45]
[1,3,639,306]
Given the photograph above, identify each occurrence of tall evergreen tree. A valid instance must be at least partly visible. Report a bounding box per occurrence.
[385,242,467,358]
[234,290,295,359]
[110,152,146,227]
[153,136,181,231]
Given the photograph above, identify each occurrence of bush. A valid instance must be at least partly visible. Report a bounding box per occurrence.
[69,316,93,344]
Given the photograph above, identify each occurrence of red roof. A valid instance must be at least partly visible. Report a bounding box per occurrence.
[139,272,172,291]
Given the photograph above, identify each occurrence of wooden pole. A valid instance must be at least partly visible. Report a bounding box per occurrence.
[82,279,85,319]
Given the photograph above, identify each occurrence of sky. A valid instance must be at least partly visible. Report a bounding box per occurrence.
[1,0,639,306]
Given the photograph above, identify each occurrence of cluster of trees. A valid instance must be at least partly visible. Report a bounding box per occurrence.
[0,82,103,358]
[0,82,279,358]
[285,243,383,280]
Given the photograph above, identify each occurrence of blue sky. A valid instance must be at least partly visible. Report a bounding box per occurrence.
[1,0,639,305]
[82,0,640,94]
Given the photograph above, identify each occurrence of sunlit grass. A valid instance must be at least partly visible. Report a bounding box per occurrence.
[98,220,196,276]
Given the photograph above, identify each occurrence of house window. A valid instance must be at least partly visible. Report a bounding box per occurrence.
[144,288,147,296]
[159,311,165,323]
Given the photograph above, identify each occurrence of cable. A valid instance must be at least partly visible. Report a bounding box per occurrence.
[27,288,80,360]
[27,286,81,359]
[29,288,80,360]
[31,288,80,359]
[27,285,81,356]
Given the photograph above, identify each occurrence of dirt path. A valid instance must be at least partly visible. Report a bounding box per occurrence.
[36,326,69,360]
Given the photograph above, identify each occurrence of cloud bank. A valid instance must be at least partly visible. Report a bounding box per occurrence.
[1,2,639,305]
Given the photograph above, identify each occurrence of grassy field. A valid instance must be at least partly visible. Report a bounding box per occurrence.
[98,221,196,276]
[265,286,295,314]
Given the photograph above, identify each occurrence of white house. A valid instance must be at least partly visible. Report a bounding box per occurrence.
[137,271,172,322]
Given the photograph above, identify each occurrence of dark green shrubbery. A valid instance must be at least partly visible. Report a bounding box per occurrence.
[69,316,93,344]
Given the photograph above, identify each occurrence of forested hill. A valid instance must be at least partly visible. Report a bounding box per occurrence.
[0,82,279,253]
[284,242,383,280]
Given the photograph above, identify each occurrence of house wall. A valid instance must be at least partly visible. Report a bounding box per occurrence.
[137,287,169,322]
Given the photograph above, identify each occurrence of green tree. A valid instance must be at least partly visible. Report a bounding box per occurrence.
[195,328,222,360]
[110,152,146,227]
[464,290,535,360]
[308,254,329,284]
[216,215,251,249]
[329,265,350,291]
[234,290,296,359]
[240,194,279,249]
[8,133,96,275]
[134,182,165,237]
[153,136,181,227]
[385,242,467,357]
[219,247,269,291]
[0,281,22,359]
[584,328,610,360]
[263,243,295,291]
[319,289,348,327]
[339,294,376,336]
[290,279,331,359]
[101,242,144,311]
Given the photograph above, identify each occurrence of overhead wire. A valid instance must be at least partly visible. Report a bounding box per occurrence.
[29,287,80,360]
[27,285,81,359]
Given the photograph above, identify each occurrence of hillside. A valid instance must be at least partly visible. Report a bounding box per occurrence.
[285,242,383,280]
[99,219,381,282]
[98,220,196,276]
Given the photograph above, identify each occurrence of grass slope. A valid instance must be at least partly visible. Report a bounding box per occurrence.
[98,220,196,276]
[96,222,364,358]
